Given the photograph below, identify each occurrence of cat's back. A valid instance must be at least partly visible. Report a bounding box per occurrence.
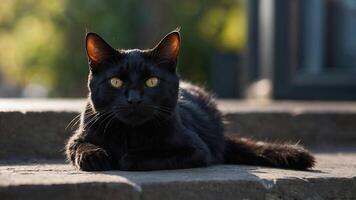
[179,81,219,115]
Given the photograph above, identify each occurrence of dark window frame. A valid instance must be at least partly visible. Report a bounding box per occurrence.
[273,0,356,100]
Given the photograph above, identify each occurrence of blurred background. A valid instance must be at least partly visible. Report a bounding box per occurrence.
[0,0,355,100]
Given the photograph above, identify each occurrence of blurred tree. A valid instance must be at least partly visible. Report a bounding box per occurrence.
[0,0,246,97]
[0,0,64,95]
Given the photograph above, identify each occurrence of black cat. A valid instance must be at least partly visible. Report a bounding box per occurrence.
[65,29,315,171]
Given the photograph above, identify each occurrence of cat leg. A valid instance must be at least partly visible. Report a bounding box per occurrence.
[66,137,113,171]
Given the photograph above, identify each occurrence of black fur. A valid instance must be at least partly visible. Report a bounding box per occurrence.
[65,30,315,171]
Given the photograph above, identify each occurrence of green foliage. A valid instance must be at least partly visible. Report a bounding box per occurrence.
[0,0,246,97]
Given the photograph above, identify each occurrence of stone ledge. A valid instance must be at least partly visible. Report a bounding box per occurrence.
[1,99,356,159]
[0,99,84,112]
[1,153,356,200]
[1,98,356,113]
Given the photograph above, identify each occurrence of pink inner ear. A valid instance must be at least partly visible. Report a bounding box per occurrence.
[87,41,101,62]
[169,36,179,58]
[154,32,180,60]
[86,33,114,64]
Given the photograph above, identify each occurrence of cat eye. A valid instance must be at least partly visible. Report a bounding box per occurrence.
[110,77,123,88]
[145,77,159,88]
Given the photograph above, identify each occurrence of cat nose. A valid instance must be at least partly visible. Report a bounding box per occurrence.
[127,90,142,105]
[127,98,142,105]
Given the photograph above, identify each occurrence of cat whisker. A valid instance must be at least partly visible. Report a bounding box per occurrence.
[152,113,163,128]
[83,112,107,131]
[66,113,82,130]
[103,112,118,135]
[97,111,116,129]
[147,105,173,115]
[67,109,100,131]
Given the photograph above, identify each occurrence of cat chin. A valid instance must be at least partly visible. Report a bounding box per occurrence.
[115,114,152,127]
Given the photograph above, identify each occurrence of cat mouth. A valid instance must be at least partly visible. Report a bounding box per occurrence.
[115,108,153,126]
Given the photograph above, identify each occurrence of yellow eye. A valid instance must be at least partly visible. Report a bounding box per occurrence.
[145,77,159,88]
[110,77,123,88]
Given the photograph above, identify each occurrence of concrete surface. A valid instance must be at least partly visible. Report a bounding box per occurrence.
[1,99,356,199]
[1,99,356,159]
[0,153,355,200]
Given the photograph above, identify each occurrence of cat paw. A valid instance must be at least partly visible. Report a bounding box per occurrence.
[75,147,112,171]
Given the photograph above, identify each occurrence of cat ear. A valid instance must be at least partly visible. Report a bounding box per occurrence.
[151,29,180,63]
[85,32,116,68]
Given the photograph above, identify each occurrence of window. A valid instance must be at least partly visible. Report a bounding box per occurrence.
[272,0,356,99]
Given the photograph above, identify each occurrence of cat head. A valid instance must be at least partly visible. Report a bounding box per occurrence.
[85,29,180,126]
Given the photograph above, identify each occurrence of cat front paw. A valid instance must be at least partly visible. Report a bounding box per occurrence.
[75,147,112,171]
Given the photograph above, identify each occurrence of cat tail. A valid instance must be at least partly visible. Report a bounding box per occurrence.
[223,137,315,170]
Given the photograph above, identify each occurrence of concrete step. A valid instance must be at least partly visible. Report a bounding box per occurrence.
[1,153,355,200]
[1,99,355,199]
[1,99,356,159]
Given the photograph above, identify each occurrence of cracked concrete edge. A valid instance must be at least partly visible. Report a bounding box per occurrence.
[266,177,356,200]
[0,182,142,200]
[1,158,356,200]
[3,177,356,200]
[0,175,263,200]
[131,177,356,200]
